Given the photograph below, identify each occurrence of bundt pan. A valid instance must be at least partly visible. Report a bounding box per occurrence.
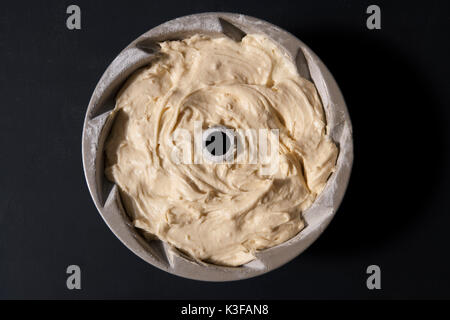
[82,12,353,281]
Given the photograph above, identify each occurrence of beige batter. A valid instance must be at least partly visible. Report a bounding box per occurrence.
[105,34,338,266]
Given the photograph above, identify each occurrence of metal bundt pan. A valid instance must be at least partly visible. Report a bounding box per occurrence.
[82,12,353,281]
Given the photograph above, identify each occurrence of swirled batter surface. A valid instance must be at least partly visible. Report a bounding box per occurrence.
[105,34,338,266]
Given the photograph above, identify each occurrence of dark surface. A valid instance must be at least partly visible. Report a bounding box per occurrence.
[1,0,449,299]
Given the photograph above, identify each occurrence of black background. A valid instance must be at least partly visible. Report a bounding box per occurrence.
[1,0,449,299]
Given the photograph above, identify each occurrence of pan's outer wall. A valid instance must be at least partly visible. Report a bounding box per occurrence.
[82,12,353,281]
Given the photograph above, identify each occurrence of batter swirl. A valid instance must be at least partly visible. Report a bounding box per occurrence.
[105,34,338,266]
